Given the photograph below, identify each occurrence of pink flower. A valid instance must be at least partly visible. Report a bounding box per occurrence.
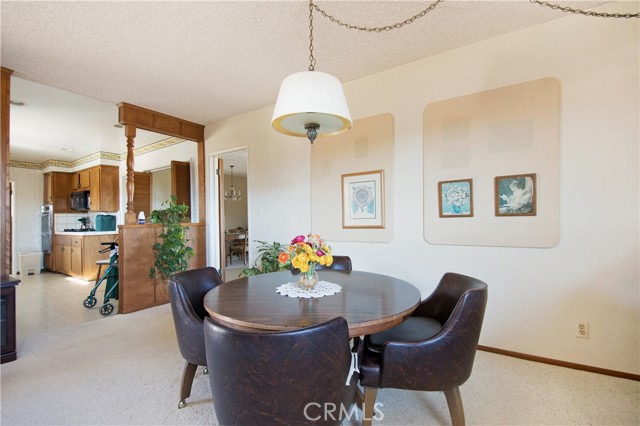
[316,250,325,257]
[291,235,306,245]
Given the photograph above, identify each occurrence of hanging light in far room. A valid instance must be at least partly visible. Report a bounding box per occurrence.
[224,165,242,202]
[271,0,351,144]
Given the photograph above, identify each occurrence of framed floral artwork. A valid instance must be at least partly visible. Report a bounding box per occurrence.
[438,179,473,218]
[342,170,385,229]
[494,173,537,216]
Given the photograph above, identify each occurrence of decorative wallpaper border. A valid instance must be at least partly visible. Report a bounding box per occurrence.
[9,136,185,170]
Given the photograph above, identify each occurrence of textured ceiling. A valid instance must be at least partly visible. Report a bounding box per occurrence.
[1,0,619,163]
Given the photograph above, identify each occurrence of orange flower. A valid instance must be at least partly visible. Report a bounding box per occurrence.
[278,252,290,263]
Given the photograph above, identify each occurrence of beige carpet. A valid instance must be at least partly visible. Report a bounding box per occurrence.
[1,304,638,425]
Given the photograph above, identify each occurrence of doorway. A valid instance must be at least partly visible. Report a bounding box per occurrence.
[207,148,248,281]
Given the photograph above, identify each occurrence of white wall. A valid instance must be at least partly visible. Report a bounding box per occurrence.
[10,167,43,274]
[204,3,639,374]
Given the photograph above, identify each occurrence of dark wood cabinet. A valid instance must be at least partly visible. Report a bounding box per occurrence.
[1,275,19,363]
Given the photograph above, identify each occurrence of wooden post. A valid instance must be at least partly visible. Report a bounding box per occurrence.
[1,67,13,276]
[197,139,205,223]
[117,102,205,227]
[125,124,137,225]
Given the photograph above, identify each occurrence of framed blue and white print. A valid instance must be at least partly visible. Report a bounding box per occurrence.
[342,170,385,229]
[438,179,473,218]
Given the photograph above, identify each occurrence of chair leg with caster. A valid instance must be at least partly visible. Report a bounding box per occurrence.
[178,362,198,409]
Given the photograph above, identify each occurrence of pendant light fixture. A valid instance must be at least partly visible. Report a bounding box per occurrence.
[272,0,352,144]
[273,0,636,143]
[224,165,242,202]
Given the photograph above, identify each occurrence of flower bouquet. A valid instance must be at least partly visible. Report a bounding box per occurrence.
[279,234,333,290]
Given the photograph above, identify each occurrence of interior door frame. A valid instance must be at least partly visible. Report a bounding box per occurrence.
[207,147,249,280]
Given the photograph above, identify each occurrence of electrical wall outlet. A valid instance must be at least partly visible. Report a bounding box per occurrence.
[576,322,589,338]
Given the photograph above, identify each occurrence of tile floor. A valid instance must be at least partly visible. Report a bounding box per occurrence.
[15,271,117,339]
[15,264,245,340]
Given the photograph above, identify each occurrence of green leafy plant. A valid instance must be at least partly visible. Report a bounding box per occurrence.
[148,195,194,280]
[240,240,290,277]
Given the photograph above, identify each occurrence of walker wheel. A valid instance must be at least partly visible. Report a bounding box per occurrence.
[83,296,97,308]
[100,303,114,316]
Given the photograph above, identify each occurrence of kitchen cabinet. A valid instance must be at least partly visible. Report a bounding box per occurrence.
[88,165,119,212]
[54,235,75,275]
[43,173,51,204]
[71,237,83,276]
[53,234,116,280]
[44,166,119,213]
[73,169,90,190]
[44,172,73,212]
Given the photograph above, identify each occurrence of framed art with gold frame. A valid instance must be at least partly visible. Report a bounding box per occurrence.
[494,173,537,216]
[438,179,473,218]
[342,170,385,229]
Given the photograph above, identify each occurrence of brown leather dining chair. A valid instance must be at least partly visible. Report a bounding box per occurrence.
[315,255,352,271]
[168,267,223,409]
[359,272,488,426]
[203,316,361,426]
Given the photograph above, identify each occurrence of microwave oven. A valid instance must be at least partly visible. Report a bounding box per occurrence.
[70,191,90,211]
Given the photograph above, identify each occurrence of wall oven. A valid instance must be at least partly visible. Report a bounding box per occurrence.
[41,205,53,254]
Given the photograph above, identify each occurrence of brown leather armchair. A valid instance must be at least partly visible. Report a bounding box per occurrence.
[203,316,361,426]
[168,267,223,409]
[316,255,352,271]
[360,272,488,426]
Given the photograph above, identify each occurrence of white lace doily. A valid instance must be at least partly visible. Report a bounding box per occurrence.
[275,281,342,299]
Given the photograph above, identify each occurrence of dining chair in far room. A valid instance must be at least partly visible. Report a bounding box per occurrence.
[228,231,247,265]
[168,267,224,409]
[204,317,361,426]
[316,255,352,271]
[360,273,488,426]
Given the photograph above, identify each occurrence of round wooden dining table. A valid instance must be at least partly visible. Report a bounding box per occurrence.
[203,270,421,338]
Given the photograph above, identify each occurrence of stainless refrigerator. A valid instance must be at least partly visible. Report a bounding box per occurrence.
[41,205,53,254]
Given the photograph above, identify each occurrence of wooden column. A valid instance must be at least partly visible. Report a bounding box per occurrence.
[125,124,137,225]
[1,67,13,276]
[197,138,205,223]
[117,102,205,225]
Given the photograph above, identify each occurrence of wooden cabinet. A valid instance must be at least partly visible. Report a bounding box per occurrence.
[44,166,119,213]
[88,165,119,212]
[53,234,117,280]
[1,276,19,363]
[43,172,52,204]
[42,166,120,213]
[73,169,90,190]
[44,172,73,212]
[54,235,75,275]
[70,237,83,276]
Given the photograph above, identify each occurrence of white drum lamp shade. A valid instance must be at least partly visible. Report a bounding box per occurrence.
[272,71,352,140]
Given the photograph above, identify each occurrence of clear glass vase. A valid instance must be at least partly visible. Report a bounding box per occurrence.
[298,270,319,290]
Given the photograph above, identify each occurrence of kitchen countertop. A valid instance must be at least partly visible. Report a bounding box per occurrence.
[55,231,118,236]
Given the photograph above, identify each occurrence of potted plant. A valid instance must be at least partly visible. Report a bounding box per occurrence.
[148,195,194,282]
[240,240,290,277]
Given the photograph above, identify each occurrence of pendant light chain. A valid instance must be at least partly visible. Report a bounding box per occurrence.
[311,0,444,33]
[308,0,316,71]
[529,0,639,18]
